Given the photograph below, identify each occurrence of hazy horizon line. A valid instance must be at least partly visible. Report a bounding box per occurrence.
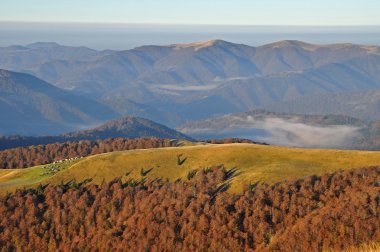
[2,38,380,52]
[1,21,380,28]
[1,21,379,50]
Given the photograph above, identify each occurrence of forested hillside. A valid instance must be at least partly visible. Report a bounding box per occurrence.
[0,166,378,251]
[0,138,177,168]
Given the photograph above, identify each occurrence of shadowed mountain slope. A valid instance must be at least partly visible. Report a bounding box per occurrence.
[0,69,119,136]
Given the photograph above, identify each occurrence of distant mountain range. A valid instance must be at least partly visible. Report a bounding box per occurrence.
[0,42,113,83]
[0,116,191,150]
[1,40,380,124]
[0,69,118,135]
[178,110,380,150]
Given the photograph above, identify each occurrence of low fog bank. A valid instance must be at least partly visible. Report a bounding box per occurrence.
[254,118,363,148]
[181,117,363,149]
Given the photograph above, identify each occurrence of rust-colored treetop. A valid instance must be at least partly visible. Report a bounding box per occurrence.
[0,166,378,251]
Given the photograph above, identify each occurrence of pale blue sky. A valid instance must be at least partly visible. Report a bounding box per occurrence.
[1,0,379,25]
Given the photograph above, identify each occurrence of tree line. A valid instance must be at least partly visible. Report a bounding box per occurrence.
[0,138,177,168]
[0,137,260,169]
[0,166,378,251]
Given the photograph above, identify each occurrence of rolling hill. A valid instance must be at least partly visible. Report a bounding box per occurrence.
[0,116,192,150]
[61,116,192,140]
[2,143,380,194]
[0,69,119,136]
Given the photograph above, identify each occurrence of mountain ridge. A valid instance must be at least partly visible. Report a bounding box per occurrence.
[2,40,380,123]
[0,69,119,136]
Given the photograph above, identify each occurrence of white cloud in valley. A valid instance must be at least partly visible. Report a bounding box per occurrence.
[181,115,364,148]
[251,117,363,148]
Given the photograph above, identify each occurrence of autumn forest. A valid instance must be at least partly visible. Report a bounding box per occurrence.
[0,166,378,251]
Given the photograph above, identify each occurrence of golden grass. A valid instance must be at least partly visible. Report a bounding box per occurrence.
[1,143,380,194]
[47,143,380,193]
[0,160,82,194]
[0,166,48,190]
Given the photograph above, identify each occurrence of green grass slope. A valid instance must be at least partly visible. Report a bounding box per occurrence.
[0,159,82,194]
[1,143,380,194]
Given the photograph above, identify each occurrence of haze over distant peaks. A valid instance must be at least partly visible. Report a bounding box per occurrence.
[27,42,61,48]
[263,40,320,50]
[172,39,235,50]
[1,39,380,125]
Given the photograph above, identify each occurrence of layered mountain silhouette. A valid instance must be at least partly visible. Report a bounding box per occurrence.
[0,69,118,135]
[0,42,113,84]
[1,40,380,123]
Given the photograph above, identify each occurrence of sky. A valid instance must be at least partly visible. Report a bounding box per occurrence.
[1,0,380,26]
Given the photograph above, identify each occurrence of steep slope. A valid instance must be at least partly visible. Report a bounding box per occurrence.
[0,69,118,135]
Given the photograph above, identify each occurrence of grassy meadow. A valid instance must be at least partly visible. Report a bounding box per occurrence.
[1,143,380,194]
